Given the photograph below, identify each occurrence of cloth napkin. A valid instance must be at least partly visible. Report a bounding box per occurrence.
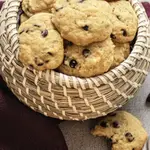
[0,76,68,150]
[0,1,149,150]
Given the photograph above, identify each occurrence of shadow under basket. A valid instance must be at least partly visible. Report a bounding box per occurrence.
[0,0,150,121]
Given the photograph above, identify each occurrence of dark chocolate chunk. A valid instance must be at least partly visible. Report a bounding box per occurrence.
[82,49,91,57]
[47,52,53,56]
[121,29,127,36]
[19,30,24,34]
[69,59,78,68]
[116,15,121,21]
[125,132,134,142]
[100,121,109,128]
[56,7,63,12]
[146,93,150,102]
[45,60,49,63]
[82,25,89,31]
[37,63,44,66]
[41,29,48,37]
[34,24,41,27]
[111,33,116,39]
[112,121,120,128]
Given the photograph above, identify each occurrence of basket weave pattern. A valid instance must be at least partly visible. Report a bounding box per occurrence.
[0,0,150,120]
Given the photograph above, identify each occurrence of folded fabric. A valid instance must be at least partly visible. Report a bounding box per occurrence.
[142,2,150,18]
[0,76,68,150]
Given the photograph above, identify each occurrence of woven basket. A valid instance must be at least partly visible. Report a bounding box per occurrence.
[0,0,150,121]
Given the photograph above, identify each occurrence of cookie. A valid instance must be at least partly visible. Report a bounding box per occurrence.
[111,42,130,68]
[22,0,55,17]
[52,0,112,46]
[109,1,138,43]
[20,13,29,24]
[19,13,64,71]
[91,111,148,150]
[58,38,114,77]
[52,0,69,11]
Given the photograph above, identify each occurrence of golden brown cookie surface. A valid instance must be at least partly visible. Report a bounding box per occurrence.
[58,38,114,77]
[19,13,64,71]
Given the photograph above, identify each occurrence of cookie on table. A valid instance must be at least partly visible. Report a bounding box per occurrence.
[19,13,64,71]
[22,0,55,17]
[111,42,130,68]
[58,38,114,78]
[52,0,112,46]
[91,111,148,150]
[109,1,138,43]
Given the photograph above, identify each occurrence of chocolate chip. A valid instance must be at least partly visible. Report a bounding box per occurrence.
[116,15,121,21]
[109,112,117,117]
[34,24,41,27]
[82,25,89,31]
[47,52,53,56]
[111,33,116,39]
[146,93,150,102]
[56,7,63,12]
[64,40,73,49]
[69,59,78,68]
[125,132,134,142]
[100,121,109,128]
[41,29,48,37]
[26,30,29,33]
[45,60,49,63]
[37,63,44,66]
[112,121,120,128]
[19,30,24,34]
[121,29,127,36]
[82,49,91,57]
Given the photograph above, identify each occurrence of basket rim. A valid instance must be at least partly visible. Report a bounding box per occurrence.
[1,0,150,89]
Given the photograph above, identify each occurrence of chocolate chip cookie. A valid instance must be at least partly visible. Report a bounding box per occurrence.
[22,0,55,17]
[20,13,29,24]
[111,42,130,68]
[91,111,148,150]
[109,1,138,43]
[58,38,114,77]
[19,13,64,71]
[52,0,112,46]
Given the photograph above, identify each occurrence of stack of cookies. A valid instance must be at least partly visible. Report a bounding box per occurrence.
[19,0,138,78]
